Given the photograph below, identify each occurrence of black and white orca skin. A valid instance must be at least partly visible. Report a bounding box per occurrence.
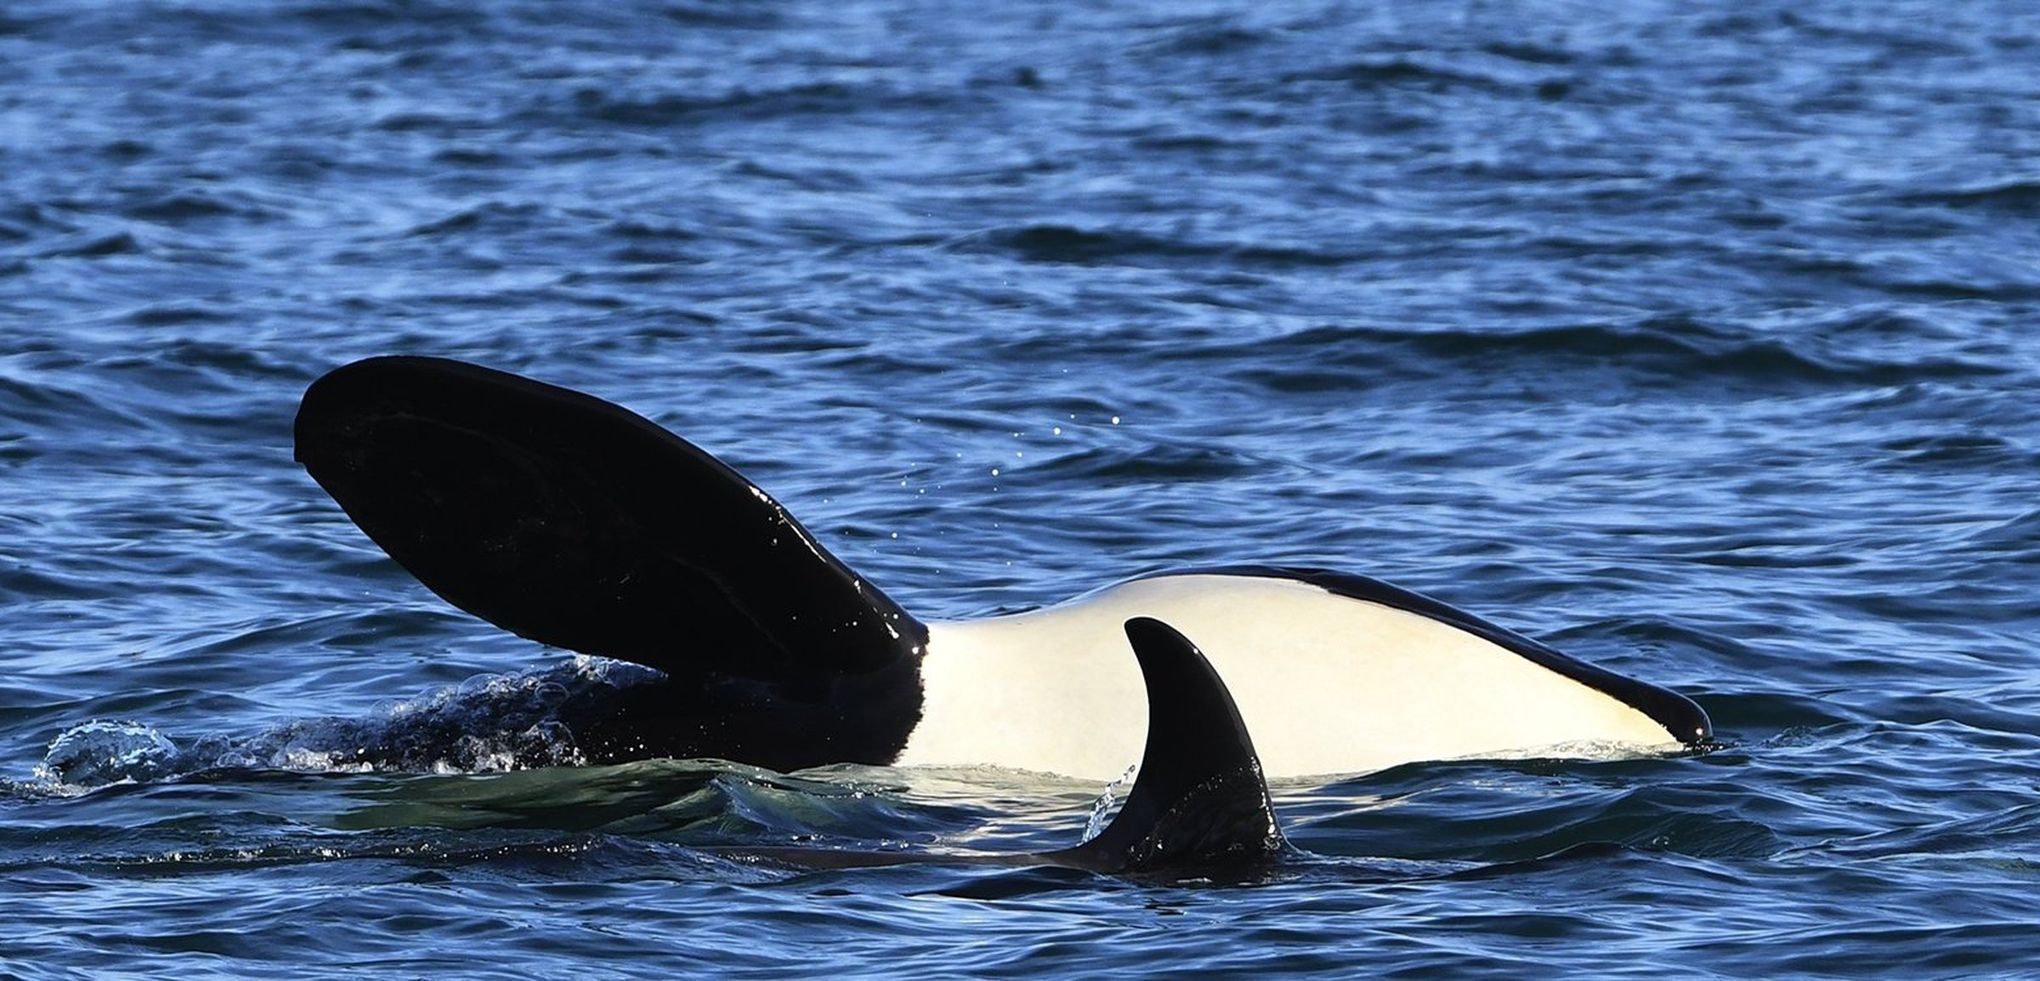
[295,356,1712,782]
[736,617,1287,874]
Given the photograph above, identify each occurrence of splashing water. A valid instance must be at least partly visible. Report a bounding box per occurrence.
[32,719,180,789]
[1079,762,1140,843]
[30,656,667,792]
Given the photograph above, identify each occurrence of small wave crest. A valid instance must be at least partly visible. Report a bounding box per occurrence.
[1239,315,2008,393]
[952,223,1354,268]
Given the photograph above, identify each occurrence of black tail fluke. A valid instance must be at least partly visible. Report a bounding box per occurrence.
[293,356,926,698]
[1056,618,1288,874]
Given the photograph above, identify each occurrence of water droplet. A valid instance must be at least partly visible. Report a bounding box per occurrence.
[1079,762,1142,843]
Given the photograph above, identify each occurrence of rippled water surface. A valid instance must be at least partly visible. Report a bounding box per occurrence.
[5,0,2040,975]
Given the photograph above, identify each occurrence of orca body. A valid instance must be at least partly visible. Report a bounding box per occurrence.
[295,356,1711,781]
[734,618,1287,875]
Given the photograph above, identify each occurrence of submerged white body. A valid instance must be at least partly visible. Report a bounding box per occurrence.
[896,574,1682,781]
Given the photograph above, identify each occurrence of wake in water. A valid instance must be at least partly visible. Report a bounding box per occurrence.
[26,656,666,794]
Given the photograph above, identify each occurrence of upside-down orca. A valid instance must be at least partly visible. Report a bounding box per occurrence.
[294,356,1712,781]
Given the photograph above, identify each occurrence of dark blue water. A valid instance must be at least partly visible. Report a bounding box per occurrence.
[5,0,2039,975]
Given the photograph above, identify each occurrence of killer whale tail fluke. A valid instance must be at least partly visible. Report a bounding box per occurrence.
[294,356,927,762]
[1055,618,1288,874]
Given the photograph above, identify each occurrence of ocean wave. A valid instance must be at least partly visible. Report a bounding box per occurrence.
[121,188,282,225]
[38,231,143,259]
[1305,759,1785,862]
[553,81,952,129]
[1026,443,1267,483]
[400,201,549,239]
[1235,316,2009,391]
[1283,58,1512,93]
[951,224,1357,268]
[1894,178,2040,217]
[1136,22,1272,58]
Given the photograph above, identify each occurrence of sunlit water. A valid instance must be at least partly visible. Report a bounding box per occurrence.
[5,0,2039,975]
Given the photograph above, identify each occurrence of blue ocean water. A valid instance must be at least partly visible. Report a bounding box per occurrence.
[4,0,2039,975]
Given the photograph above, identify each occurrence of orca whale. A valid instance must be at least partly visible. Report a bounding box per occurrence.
[731,617,1287,874]
[295,356,1712,781]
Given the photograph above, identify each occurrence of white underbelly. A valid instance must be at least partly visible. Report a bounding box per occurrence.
[895,574,1679,780]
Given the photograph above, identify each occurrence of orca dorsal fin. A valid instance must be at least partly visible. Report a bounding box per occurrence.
[293,356,926,698]
[1054,618,1288,873]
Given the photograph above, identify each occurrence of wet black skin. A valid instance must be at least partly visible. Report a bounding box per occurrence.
[295,355,927,772]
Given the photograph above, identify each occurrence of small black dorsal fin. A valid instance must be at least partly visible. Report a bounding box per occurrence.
[294,356,927,690]
[1055,618,1288,873]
